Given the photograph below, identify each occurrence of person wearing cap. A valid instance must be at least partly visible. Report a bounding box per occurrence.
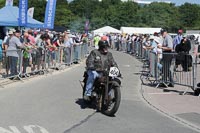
[158,29,174,87]
[143,36,157,53]
[2,30,14,76]
[3,30,14,50]
[6,29,24,77]
[175,35,192,71]
[173,29,183,50]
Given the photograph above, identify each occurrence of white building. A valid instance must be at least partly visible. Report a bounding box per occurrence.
[99,0,171,5]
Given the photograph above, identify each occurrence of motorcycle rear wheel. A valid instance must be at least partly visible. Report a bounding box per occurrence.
[102,81,121,116]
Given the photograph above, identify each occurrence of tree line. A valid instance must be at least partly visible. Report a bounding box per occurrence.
[0,0,200,33]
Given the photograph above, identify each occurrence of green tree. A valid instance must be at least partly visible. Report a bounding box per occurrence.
[28,0,46,22]
[55,0,74,28]
[69,0,99,19]
[136,2,180,32]
[178,3,200,29]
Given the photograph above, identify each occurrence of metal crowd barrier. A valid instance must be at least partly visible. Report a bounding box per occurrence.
[139,48,199,95]
[0,43,88,87]
[108,37,199,96]
[140,50,161,85]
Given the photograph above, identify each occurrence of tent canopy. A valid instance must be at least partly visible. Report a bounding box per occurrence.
[120,27,161,34]
[92,26,121,35]
[0,6,44,28]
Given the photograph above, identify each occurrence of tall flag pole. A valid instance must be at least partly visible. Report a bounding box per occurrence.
[19,0,28,26]
[44,0,57,29]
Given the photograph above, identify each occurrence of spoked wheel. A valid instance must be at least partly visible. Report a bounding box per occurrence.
[102,81,121,116]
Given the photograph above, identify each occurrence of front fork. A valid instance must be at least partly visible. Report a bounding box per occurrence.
[97,76,109,111]
[104,76,110,106]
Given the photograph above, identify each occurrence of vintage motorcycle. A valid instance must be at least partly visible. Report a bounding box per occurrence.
[80,67,121,116]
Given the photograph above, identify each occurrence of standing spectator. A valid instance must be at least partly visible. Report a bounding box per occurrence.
[126,34,132,53]
[118,34,122,51]
[38,33,49,70]
[81,33,89,55]
[46,34,56,67]
[154,32,163,60]
[93,35,100,49]
[175,35,192,71]
[53,35,64,63]
[3,30,14,76]
[116,34,120,51]
[143,36,157,53]
[6,30,24,77]
[110,34,115,49]
[158,29,174,87]
[63,31,74,66]
[173,29,183,50]
[121,35,127,52]
[21,31,31,75]
[27,30,37,72]
[134,35,141,56]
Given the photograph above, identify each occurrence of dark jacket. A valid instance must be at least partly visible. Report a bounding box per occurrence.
[86,49,117,71]
[175,39,191,53]
[175,39,192,69]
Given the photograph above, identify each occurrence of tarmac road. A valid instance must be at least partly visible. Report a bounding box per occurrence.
[0,50,199,133]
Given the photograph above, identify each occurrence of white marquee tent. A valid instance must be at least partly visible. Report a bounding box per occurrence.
[120,27,162,34]
[92,26,121,35]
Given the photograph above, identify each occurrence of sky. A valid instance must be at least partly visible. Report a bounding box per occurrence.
[144,0,200,6]
[67,0,200,6]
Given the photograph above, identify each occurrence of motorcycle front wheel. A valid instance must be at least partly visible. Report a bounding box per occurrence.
[102,81,121,116]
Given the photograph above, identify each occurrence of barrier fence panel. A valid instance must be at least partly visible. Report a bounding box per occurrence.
[135,42,139,56]
[84,43,88,56]
[138,42,143,58]
[149,52,159,82]
[0,49,23,81]
[80,44,84,60]
[73,44,80,63]
[126,41,131,53]
[193,56,200,96]
[140,51,160,85]
[170,53,193,86]
[0,44,88,87]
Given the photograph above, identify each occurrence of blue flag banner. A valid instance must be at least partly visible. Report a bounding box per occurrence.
[19,0,28,26]
[44,0,57,29]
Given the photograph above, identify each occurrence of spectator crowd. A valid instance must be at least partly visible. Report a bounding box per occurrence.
[0,29,90,79]
[0,28,199,95]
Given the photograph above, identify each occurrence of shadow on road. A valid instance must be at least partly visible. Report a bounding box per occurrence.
[75,98,116,117]
[75,98,96,109]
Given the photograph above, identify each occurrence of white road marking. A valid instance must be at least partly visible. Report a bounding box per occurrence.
[0,126,20,133]
[0,125,49,133]
[24,125,49,133]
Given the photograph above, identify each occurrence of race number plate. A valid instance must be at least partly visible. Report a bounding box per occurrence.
[109,67,119,77]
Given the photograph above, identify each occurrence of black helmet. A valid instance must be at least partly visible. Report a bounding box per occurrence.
[98,40,109,50]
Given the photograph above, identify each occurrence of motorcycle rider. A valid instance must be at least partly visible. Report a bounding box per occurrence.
[84,38,118,101]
